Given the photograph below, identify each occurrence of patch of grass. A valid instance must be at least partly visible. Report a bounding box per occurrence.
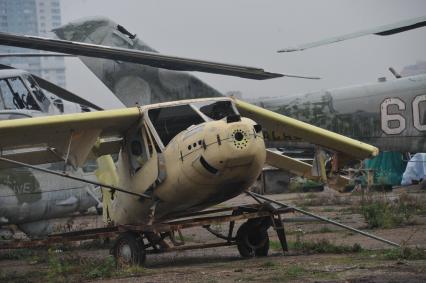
[260,261,277,268]
[0,250,148,282]
[359,192,423,229]
[382,247,426,261]
[265,265,306,281]
[321,207,336,212]
[318,226,333,233]
[289,239,362,254]
[0,248,39,260]
[47,249,71,282]
[269,240,284,251]
[297,194,351,207]
[283,265,305,277]
[0,270,45,282]
[85,256,117,279]
[42,249,148,281]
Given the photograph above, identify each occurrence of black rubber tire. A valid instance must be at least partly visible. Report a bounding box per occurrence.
[236,221,270,258]
[113,232,146,266]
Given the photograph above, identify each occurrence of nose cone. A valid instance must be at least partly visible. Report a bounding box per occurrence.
[180,118,266,185]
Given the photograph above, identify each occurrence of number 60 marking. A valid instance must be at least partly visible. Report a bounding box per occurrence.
[381,94,426,135]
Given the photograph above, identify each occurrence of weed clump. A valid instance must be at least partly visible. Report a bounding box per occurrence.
[0,248,38,260]
[85,256,116,279]
[282,265,306,278]
[382,247,426,260]
[290,239,362,254]
[47,249,72,282]
[297,193,351,207]
[360,192,423,229]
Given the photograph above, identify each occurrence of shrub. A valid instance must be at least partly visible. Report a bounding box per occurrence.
[360,193,421,229]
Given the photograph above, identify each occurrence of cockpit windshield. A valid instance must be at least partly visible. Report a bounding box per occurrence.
[0,77,39,110]
[0,76,48,111]
[193,100,239,120]
[147,99,239,148]
[148,104,204,146]
[24,75,49,110]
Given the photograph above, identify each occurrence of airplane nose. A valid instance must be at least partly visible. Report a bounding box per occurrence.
[155,117,266,206]
[175,117,265,182]
[191,118,265,177]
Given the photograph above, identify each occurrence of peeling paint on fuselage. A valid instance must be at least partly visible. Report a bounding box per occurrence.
[251,75,426,152]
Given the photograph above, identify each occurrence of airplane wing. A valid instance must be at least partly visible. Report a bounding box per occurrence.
[233,98,378,164]
[233,98,378,189]
[0,32,283,80]
[0,108,141,168]
[278,15,426,52]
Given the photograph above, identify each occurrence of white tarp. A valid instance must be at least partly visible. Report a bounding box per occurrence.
[401,153,426,185]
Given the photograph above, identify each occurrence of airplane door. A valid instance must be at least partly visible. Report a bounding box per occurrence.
[128,122,160,195]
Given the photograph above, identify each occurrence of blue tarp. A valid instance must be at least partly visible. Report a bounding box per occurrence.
[363,152,407,186]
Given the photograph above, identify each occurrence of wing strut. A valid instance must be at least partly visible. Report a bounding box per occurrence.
[246,191,400,248]
[0,156,151,200]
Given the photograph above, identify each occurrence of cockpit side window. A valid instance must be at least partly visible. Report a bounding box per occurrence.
[0,79,24,110]
[0,80,6,109]
[128,124,156,173]
[24,75,48,108]
[8,77,41,111]
[148,104,205,146]
[419,99,425,125]
[128,128,146,172]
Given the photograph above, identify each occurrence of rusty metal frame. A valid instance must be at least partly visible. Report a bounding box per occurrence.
[0,203,293,252]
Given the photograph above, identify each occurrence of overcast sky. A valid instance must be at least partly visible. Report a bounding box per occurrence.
[61,0,426,109]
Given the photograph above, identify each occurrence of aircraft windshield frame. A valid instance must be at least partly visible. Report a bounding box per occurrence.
[145,99,239,150]
[191,100,240,121]
[0,75,51,112]
[146,103,205,149]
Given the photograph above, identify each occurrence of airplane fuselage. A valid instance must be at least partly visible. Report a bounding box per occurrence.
[252,74,426,152]
[97,99,266,225]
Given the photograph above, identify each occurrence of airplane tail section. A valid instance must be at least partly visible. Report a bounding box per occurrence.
[53,17,223,107]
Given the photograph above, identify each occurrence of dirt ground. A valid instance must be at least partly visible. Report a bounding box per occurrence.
[1,186,426,282]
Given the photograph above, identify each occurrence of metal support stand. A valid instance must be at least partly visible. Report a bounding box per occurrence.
[271,214,288,252]
[246,191,400,248]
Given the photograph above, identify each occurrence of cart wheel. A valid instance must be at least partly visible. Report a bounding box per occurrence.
[113,232,146,266]
[236,221,269,258]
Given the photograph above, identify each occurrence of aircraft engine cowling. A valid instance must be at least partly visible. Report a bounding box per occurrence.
[152,117,266,218]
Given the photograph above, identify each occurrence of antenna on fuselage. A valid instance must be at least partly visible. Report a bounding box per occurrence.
[389,67,402,79]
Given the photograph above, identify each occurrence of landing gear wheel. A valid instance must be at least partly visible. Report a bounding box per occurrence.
[113,232,146,266]
[236,221,269,258]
